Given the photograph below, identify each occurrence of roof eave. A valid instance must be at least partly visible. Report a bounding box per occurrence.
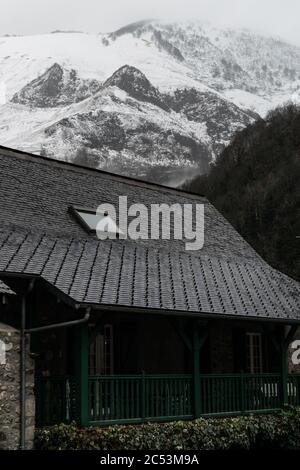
[76,300,300,325]
[1,271,299,325]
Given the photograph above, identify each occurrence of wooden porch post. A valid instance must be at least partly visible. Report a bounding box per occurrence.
[169,318,208,419]
[192,321,201,418]
[75,323,89,426]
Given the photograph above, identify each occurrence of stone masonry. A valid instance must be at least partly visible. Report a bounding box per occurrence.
[0,323,35,450]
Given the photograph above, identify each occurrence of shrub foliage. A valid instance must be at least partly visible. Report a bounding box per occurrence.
[35,408,300,450]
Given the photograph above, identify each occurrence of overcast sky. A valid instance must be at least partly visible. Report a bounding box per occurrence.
[1,0,300,46]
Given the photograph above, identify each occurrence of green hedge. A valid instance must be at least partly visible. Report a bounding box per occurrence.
[35,408,300,450]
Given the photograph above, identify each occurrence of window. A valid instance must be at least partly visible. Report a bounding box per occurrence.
[69,205,122,236]
[246,333,263,373]
[89,324,114,375]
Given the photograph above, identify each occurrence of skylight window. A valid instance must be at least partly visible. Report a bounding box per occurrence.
[70,206,122,237]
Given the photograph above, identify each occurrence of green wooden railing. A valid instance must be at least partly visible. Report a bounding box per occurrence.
[286,374,300,407]
[35,373,300,427]
[201,373,281,415]
[89,374,193,423]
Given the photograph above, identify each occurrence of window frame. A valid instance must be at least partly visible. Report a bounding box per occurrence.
[89,324,114,375]
[69,205,120,237]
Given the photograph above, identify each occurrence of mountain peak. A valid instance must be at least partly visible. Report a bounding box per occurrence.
[47,62,63,72]
[104,64,148,86]
[11,63,101,107]
[103,65,169,111]
[109,19,154,39]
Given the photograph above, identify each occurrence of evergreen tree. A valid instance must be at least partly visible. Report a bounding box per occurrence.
[183,104,300,281]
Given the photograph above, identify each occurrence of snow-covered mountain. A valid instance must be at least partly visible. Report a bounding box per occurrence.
[0,20,300,184]
[11,63,101,107]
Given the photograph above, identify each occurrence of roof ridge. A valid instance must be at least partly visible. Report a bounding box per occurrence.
[0,144,207,200]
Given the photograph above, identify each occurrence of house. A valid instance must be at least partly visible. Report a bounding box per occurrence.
[0,145,299,444]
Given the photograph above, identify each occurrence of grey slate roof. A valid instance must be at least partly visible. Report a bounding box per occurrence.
[0,146,262,263]
[0,228,299,320]
[0,145,299,321]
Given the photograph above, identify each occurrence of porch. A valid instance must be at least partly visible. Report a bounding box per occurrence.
[33,304,300,427]
[36,372,300,426]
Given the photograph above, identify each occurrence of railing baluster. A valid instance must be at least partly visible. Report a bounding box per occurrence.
[189,379,192,414]
[92,379,95,420]
[167,379,171,416]
[223,377,226,413]
[163,378,165,417]
[208,377,211,413]
[94,379,97,420]
[137,378,140,418]
[201,376,205,414]
[141,372,146,420]
[115,378,119,419]
[180,379,183,415]
[229,377,233,412]
[121,378,125,419]
[103,379,107,420]
[125,379,129,419]
[130,379,133,419]
[111,378,115,420]
[212,377,216,413]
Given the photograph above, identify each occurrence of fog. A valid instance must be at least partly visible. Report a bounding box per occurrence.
[0,0,300,46]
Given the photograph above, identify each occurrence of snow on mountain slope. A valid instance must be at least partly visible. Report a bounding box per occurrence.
[3,21,298,107]
[0,30,205,100]
[11,63,101,107]
[0,62,255,182]
[103,65,169,111]
[0,20,299,183]
[165,87,256,155]
[105,20,300,110]
[0,96,94,153]
[0,66,214,183]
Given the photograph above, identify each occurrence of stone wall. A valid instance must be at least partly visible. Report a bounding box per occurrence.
[0,323,35,450]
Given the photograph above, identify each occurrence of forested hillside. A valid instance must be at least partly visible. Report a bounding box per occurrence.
[184,104,300,281]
